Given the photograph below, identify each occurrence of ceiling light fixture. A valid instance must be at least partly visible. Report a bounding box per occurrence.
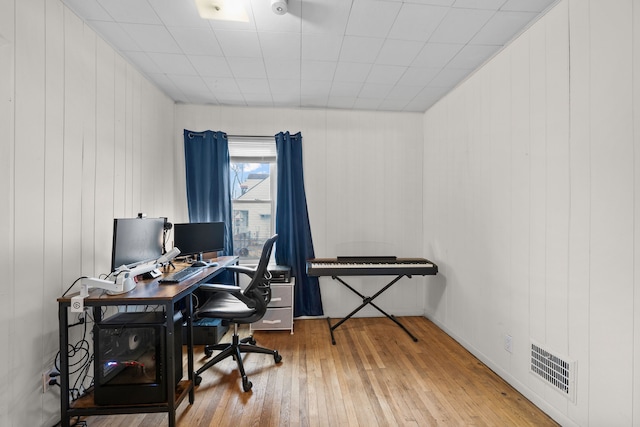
[271,0,288,15]
[195,0,249,22]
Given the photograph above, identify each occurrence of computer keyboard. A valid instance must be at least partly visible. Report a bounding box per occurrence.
[159,266,203,283]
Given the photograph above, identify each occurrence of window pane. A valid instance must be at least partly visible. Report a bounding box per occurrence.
[230,161,275,262]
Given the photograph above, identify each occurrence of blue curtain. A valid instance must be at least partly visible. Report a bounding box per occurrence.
[275,131,323,317]
[183,130,234,257]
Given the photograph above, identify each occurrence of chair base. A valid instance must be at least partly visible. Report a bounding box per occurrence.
[194,323,282,392]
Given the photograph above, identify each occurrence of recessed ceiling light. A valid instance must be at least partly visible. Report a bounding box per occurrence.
[195,0,249,22]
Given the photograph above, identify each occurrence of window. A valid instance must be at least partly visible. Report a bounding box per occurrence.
[228,137,277,263]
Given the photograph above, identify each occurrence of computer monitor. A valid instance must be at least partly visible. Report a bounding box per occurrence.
[173,222,225,263]
[111,217,164,271]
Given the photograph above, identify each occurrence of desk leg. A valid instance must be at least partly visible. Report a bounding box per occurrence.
[166,303,176,427]
[186,295,195,404]
[58,305,70,427]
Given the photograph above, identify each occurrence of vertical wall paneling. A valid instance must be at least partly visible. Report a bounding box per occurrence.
[62,8,84,286]
[509,32,532,380]
[95,38,116,271]
[42,1,65,422]
[0,0,14,424]
[423,0,638,424]
[588,0,634,423]
[634,1,640,424]
[14,0,46,425]
[567,0,591,422]
[5,1,177,424]
[80,23,97,275]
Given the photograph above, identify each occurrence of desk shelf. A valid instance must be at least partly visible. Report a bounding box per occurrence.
[67,380,193,416]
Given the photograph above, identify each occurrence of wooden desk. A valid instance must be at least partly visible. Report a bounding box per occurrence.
[57,256,238,427]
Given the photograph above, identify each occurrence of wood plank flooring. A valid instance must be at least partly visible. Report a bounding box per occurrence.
[82,317,558,427]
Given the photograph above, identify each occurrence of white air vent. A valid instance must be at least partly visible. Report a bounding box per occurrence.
[530,341,576,403]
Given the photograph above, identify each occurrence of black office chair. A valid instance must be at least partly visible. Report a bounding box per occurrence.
[193,234,282,392]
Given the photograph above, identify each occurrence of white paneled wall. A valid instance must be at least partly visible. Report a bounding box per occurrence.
[423,0,639,425]
[174,105,426,318]
[2,1,176,426]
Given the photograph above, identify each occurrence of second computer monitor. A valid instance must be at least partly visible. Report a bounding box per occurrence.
[173,222,225,262]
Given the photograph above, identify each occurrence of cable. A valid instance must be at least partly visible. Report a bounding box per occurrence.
[61,277,87,297]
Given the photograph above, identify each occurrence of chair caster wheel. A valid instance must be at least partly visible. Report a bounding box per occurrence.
[274,351,282,363]
[204,348,213,358]
[242,377,252,392]
[194,374,202,386]
[248,338,257,345]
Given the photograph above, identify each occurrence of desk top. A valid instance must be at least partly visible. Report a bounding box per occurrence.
[58,255,238,306]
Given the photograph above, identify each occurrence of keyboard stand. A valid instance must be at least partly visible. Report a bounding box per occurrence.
[326,274,418,345]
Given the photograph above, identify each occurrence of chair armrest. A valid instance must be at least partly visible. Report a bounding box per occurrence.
[199,283,241,293]
[225,265,257,278]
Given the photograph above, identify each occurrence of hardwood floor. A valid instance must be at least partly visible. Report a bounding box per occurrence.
[83,317,558,427]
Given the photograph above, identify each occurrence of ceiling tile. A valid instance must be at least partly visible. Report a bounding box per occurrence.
[376,39,424,66]
[236,78,272,95]
[388,3,449,41]
[147,53,198,75]
[412,43,463,68]
[119,23,182,53]
[386,85,423,100]
[264,58,302,80]
[97,0,161,24]
[189,55,233,77]
[302,34,343,61]
[429,8,495,44]
[301,0,352,35]
[345,0,402,38]
[227,57,267,79]
[366,64,407,85]
[429,67,473,87]
[501,0,557,12]
[215,30,263,58]
[148,0,209,27]
[259,32,302,59]
[301,61,337,81]
[339,36,385,64]
[358,83,393,99]
[330,81,363,98]
[453,0,505,10]
[471,11,538,45]
[447,44,501,69]
[333,62,372,83]
[203,77,242,95]
[398,67,440,86]
[169,27,223,56]
[122,51,162,74]
[301,80,332,96]
[89,21,143,52]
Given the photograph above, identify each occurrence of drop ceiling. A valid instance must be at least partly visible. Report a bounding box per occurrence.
[61,0,559,113]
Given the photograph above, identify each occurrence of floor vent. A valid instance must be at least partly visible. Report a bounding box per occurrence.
[530,341,576,403]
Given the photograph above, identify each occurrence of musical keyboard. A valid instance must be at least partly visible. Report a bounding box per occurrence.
[307,256,438,277]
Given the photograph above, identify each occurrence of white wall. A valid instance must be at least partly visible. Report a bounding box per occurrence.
[1,1,176,426]
[175,105,426,319]
[423,0,640,425]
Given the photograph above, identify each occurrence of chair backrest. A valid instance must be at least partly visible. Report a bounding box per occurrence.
[242,234,278,321]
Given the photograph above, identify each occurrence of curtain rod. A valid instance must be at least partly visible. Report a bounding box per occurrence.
[187,131,273,140]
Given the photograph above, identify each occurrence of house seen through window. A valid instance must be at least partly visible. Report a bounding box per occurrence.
[229,137,277,263]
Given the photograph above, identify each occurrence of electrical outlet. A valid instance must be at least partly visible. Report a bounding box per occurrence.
[504,334,513,353]
[42,368,57,393]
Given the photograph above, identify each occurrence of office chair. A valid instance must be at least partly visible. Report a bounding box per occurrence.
[193,234,282,392]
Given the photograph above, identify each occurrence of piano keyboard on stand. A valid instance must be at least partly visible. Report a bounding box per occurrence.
[306,255,439,345]
[306,256,438,277]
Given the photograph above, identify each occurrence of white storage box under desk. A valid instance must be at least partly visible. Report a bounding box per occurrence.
[251,279,294,334]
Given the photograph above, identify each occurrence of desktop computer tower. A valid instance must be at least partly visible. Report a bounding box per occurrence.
[93,311,183,405]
